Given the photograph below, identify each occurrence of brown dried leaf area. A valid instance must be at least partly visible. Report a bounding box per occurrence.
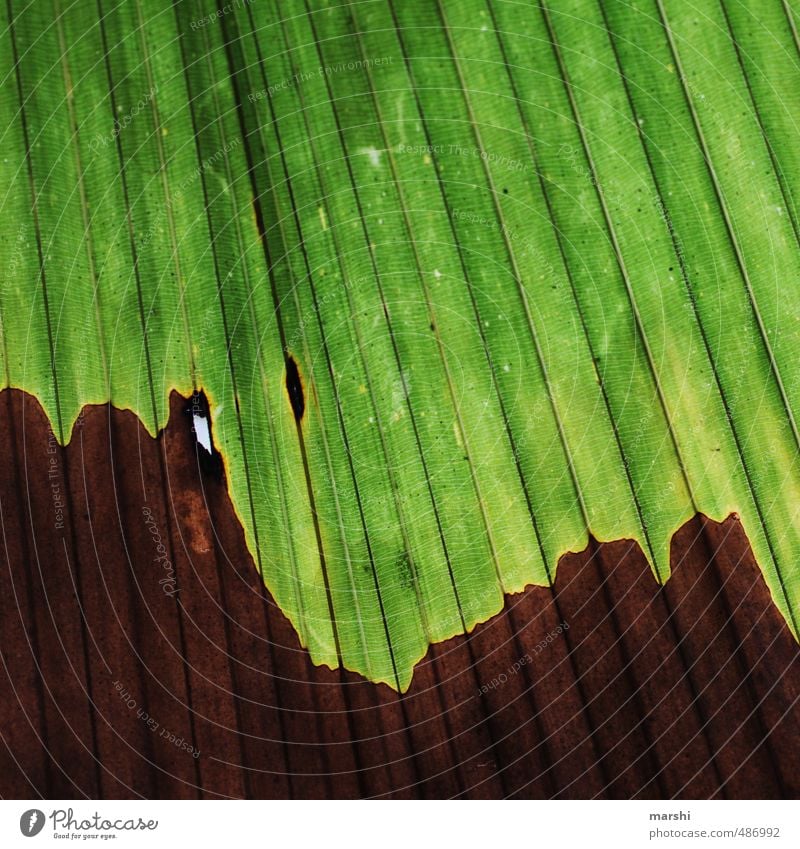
[0,388,798,799]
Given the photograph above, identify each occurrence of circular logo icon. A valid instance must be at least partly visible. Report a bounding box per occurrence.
[19,809,45,837]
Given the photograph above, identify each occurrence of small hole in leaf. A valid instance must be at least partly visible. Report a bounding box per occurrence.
[185,390,223,478]
[187,390,214,454]
[285,356,305,421]
[193,413,213,454]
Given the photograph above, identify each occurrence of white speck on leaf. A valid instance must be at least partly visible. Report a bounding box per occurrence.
[360,146,382,167]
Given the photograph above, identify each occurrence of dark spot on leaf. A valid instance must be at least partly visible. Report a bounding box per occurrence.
[396,551,414,590]
[285,355,305,422]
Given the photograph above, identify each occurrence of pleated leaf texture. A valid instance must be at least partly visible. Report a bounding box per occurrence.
[2,0,800,691]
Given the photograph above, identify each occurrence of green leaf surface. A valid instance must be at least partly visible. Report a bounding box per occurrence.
[2,0,799,690]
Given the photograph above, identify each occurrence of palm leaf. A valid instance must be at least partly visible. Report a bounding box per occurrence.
[2,0,799,691]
